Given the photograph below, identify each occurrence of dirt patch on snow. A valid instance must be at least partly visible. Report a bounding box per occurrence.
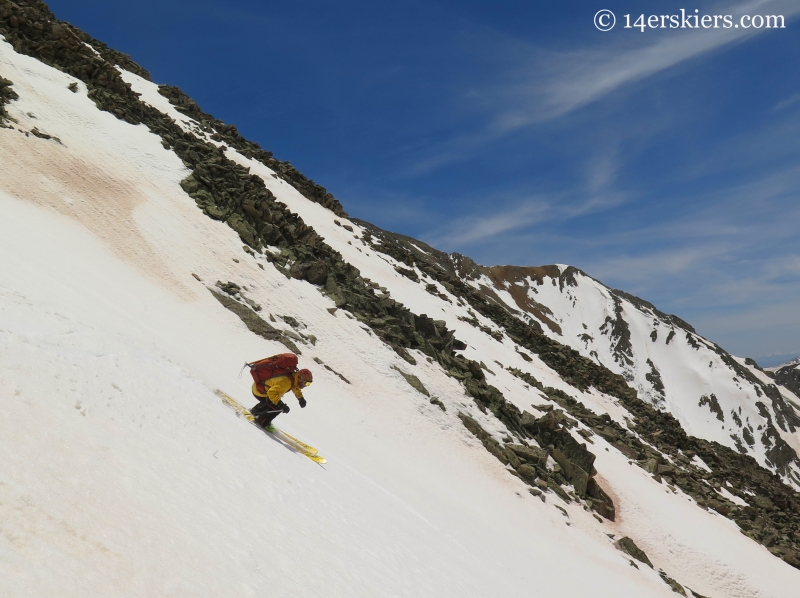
[485,265,563,334]
[0,128,191,296]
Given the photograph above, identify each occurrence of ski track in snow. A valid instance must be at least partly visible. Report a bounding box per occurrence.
[1,35,799,597]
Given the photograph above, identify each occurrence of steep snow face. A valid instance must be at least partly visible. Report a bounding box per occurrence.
[458,265,800,482]
[770,359,800,403]
[3,29,800,598]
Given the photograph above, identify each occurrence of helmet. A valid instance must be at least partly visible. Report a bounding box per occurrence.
[298,369,313,386]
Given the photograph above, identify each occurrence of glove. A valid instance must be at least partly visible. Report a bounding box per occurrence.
[298,397,307,408]
[278,401,290,414]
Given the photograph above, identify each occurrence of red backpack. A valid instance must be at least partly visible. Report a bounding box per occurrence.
[247,353,299,393]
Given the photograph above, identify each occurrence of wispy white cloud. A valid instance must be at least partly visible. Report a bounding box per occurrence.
[698,298,800,358]
[505,0,800,124]
[765,254,800,279]
[430,158,800,353]
[423,174,632,250]
[599,246,722,279]
[426,198,550,247]
[586,149,618,195]
[409,0,800,174]
[773,92,800,112]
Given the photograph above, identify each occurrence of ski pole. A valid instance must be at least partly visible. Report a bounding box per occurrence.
[238,362,250,379]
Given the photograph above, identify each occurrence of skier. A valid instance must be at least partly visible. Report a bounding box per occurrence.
[246,353,313,429]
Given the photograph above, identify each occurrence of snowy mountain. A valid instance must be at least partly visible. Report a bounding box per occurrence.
[2,2,800,596]
[351,224,800,476]
[769,358,800,403]
[453,259,800,477]
[770,357,800,369]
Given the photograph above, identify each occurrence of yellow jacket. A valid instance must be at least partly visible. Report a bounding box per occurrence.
[252,372,305,405]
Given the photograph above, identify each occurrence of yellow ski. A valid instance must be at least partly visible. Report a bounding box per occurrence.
[216,389,326,464]
[276,430,318,455]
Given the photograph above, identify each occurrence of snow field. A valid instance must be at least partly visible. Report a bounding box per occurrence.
[0,189,672,598]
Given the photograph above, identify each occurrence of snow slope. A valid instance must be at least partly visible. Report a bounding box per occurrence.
[452,264,800,482]
[2,29,800,598]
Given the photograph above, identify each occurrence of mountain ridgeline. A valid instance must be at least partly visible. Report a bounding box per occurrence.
[3,0,800,575]
[771,360,800,399]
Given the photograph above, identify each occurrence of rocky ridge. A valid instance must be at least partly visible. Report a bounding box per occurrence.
[156,84,347,219]
[770,360,800,400]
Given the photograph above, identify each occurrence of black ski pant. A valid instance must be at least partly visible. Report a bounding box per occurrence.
[251,396,283,426]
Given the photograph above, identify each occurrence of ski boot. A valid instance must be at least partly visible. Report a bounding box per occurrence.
[254,413,276,432]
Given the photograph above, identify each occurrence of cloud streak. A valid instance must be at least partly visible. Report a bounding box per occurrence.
[427,198,550,247]
[509,0,800,123]
[773,92,800,112]
[409,0,800,174]
[540,3,794,117]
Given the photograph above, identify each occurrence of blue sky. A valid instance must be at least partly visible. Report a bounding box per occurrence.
[45,0,800,365]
